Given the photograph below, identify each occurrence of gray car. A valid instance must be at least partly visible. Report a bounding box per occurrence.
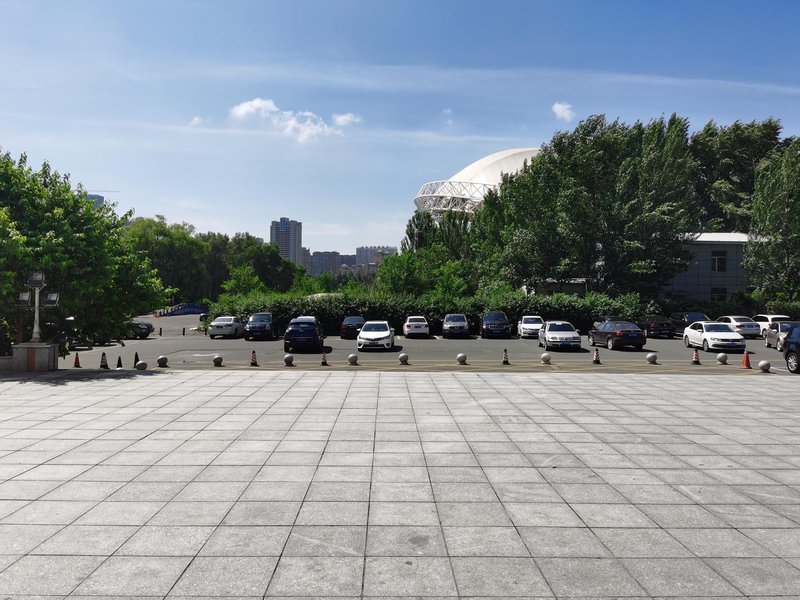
[442,314,470,338]
[765,321,800,351]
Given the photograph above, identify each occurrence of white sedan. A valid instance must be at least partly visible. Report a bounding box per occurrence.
[684,321,746,352]
[209,316,244,339]
[518,315,544,338]
[538,321,582,350]
[403,316,430,338]
[716,315,760,339]
[357,321,395,351]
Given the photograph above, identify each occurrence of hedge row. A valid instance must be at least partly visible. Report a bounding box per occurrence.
[209,291,779,336]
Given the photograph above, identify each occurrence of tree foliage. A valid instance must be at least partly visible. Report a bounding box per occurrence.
[0,150,167,353]
[744,139,800,301]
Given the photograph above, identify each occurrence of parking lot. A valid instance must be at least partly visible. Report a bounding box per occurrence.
[57,315,795,375]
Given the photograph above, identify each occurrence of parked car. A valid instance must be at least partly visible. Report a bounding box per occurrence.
[244,312,275,341]
[592,315,626,329]
[284,316,325,352]
[357,320,395,351]
[683,321,746,352]
[765,321,800,351]
[538,321,582,351]
[752,314,792,337]
[403,316,430,338]
[670,311,711,331]
[588,321,645,350]
[340,315,365,340]
[209,316,245,339]
[125,321,154,339]
[716,315,761,339]
[784,325,800,374]
[442,313,470,338]
[481,311,512,338]
[517,315,545,339]
[634,315,675,338]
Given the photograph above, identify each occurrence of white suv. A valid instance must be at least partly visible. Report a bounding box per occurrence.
[752,314,792,337]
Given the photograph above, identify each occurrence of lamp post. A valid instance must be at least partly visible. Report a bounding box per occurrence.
[18,272,59,343]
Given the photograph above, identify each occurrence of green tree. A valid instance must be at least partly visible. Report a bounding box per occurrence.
[400,210,437,252]
[196,231,231,299]
[125,216,210,302]
[0,150,167,352]
[744,140,800,300]
[221,264,266,295]
[229,233,294,292]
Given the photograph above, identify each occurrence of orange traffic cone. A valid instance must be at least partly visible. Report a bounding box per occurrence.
[250,351,258,367]
[741,351,752,369]
[100,352,109,369]
[321,353,328,366]
[592,349,601,364]
[502,348,510,365]
[73,353,81,368]
[691,348,701,365]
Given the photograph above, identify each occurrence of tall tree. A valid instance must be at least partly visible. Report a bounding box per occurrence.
[401,210,437,252]
[744,140,800,301]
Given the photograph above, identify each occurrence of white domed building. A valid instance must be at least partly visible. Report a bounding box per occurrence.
[414,147,540,217]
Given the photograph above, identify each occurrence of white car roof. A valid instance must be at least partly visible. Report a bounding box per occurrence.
[363,320,390,325]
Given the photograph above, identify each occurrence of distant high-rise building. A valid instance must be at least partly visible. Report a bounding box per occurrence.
[310,251,341,276]
[340,254,356,267]
[300,247,312,271]
[269,217,302,264]
[356,246,397,265]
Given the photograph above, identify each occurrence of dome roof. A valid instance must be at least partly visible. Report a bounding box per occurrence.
[414,147,540,215]
[449,147,539,185]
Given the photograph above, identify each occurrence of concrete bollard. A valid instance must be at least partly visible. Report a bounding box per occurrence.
[348,354,359,366]
[283,354,294,367]
[758,360,771,373]
[135,361,148,370]
[456,353,467,365]
[156,355,168,368]
[212,355,223,367]
[398,353,409,365]
[716,353,728,365]
[540,353,551,364]
[646,352,658,364]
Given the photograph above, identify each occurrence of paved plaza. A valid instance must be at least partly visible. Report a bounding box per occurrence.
[1,370,800,599]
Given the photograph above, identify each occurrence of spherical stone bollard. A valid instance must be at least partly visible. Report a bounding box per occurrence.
[716,353,728,365]
[398,353,409,365]
[156,355,168,368]
[646,352,658,364]
[283,354,294,367]
[212,355,223,367]
[135,361,148,371]
[540,353,551,364]
[456,353,467,365]
[348,353,359,366]
[758,360,771,373]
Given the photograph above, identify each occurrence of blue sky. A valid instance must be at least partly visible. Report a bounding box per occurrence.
[2,0,799,252]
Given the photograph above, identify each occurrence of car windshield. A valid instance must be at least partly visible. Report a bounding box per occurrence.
[290,322,314,328]
[250,314,270,322]
[343,317,364,324]
[446,315,467,322]
[687,313,709,321]
[732,317,754,323]
[522,317,543,324]
[214,317,233,323]
[549,323,575,332]
[705,324,732,332]
[362,323,388,332]
[408,317,426,323]
[484,313,507,322]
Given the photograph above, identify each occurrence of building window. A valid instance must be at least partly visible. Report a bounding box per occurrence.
[711,250,727,272]
[710,287,727,302]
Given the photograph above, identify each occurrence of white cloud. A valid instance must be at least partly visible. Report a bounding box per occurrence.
[229,97,360,143]
[189,116,204,126]
[332,112,362,127]
[552,101,575,122]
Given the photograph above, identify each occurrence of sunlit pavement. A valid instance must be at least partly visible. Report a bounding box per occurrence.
[1,370,800,598]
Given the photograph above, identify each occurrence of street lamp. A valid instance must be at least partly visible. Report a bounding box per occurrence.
[21,272,59,343]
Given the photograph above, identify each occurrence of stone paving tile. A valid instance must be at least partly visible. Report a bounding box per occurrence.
[366,525,447,556]
[171,556,278,596]
[0,555,103,595]
[443,526,529,556]
[116,525,214,555]
[623,557,744,596]
[72,555,192,595]
[451,556,552,596]
[363,556,456,596]
[705,557,800,596]
[268,556,363,596]
[32,524,137,555]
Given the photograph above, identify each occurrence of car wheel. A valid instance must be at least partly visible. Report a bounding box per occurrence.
[765,336,771,348]
[684,336,691,348]
[209,335,215,339]
[702,340,709,352]
[587,333,594,346]
[283,343,290,353]
[538,339,543,347]
[606,338,614,350]
[787,351,799,374]
[244,335,250,341]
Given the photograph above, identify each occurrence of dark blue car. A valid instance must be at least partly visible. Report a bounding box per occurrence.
[284,316,325,352]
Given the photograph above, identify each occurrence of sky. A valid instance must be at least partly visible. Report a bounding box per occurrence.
[2,0,800,253]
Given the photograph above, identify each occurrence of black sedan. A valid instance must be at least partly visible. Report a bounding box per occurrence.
[588,320,646,350]
[340,316,365,340]
[634,315,675,338]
